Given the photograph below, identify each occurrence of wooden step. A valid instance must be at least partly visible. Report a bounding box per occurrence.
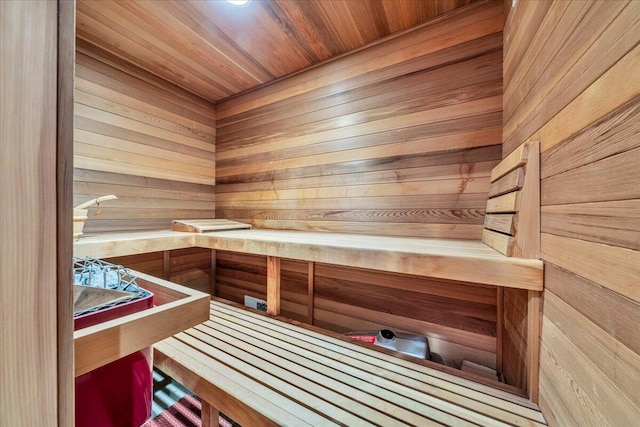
[153,299,547,427]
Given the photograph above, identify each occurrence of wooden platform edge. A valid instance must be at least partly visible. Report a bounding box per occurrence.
[74,230,543,291]
[73,271,210,376]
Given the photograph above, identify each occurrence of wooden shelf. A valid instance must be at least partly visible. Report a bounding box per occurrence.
[74,229,543,290]
[73,230,194,259]
[73,271,210,377]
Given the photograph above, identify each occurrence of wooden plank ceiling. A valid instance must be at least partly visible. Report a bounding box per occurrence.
[76,0,476,103]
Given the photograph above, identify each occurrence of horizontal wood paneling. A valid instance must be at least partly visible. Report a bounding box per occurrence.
[104,251,165,279]
[313,306,497,371]
[314,264,497,349]
[541,200,640,251]
[503,0,640,156]
[541,148,640,206]
[76,0,477,102]
[168,248,213,294]
[215,1,503,239]
[74,42,216,233]
[544,264,640,365]
[540,292,640,426]
[541,233,640,304]
[105,247,213,294]
[504,0,640,422]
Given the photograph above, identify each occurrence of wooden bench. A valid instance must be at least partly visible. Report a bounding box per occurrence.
[75,143,545,420]
[74,229,543,291]
[154,299,546,427]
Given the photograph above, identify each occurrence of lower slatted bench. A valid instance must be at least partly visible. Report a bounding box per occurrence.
[153,299,546,427]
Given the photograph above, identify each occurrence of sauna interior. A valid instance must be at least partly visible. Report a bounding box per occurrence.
[1,0,639,425]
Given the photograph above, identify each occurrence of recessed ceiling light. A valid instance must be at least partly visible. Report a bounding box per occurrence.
[226,0,249,5]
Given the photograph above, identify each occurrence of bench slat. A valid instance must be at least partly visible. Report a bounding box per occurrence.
[155,301,548,427]
[173,331,386,427]
[486,191,520,213]
[197,230,543,290]
[155,337,319,427]
[202,313,522,427]
[186,325,457,427]
[490,143,529,183]
[212,301,526,406]
[209,300,547,425]
[197,322,492,426]
[482,229,516,256]
[488,168,525,198]
[484,214,516,235]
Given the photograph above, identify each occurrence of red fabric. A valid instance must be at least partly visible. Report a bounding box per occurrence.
[142,395,233,427]
[75,349,152,427]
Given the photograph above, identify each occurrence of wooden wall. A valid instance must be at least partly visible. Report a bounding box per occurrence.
[0,1,63,424]
[214,0,504,239]
[105,247,214,294]
[74,40,216,233]
[216,252,309,322]
[504,1,640,423]
[215,251,498,369]
[75,0,478,103]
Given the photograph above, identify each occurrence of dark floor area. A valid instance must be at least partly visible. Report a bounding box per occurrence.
[148,368,240,427]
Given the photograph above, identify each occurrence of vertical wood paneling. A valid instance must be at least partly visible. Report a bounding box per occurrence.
[57,1,76,424]
[266,256,281,316]
[215,0,503,239]
[501,288,527,389]
[0,1,59,424]
[504,0,640,423]
[74,41,216,233]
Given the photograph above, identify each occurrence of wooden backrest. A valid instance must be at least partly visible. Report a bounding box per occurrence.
[482,141,540,258]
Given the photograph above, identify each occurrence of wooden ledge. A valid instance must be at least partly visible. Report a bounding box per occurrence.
[74,229,543,290]
[74,271,210,377]
[74,230,195,259]
[195,230,543,290]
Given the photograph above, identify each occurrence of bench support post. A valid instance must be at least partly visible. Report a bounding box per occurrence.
[163,250,170,280]
[527,290,541,403]
[496,287,503,377]
[201,400,219,427]
[211,249,217,296]
[266,256,281,316]
[307,262,315,324]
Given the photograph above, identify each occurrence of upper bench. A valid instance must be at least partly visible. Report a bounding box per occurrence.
[74,229,543,291]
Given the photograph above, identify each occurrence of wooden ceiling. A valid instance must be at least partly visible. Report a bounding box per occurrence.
[76,0,476,103]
